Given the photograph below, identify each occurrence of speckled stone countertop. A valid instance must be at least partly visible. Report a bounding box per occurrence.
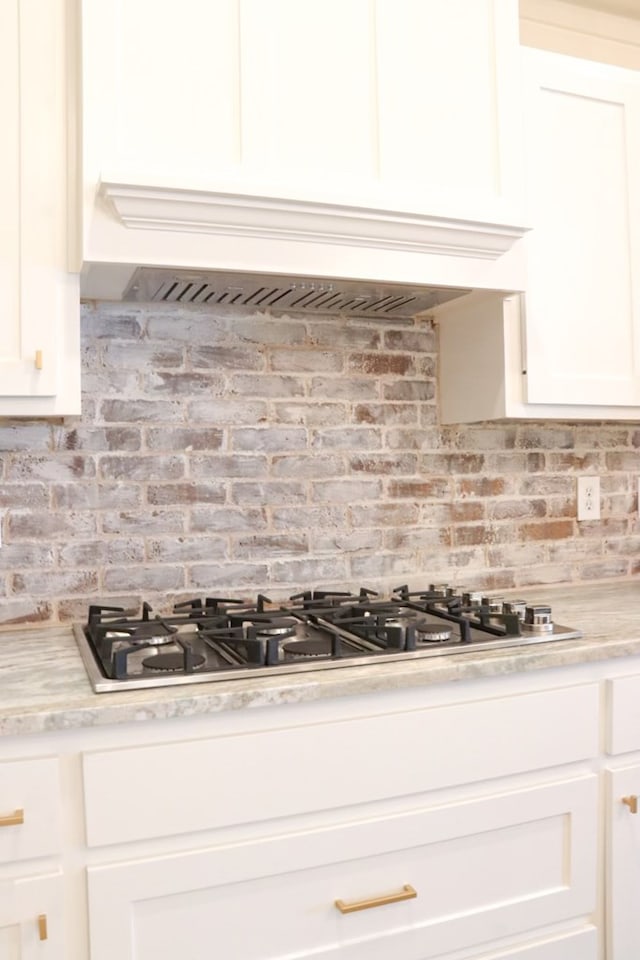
[1,578,639,737]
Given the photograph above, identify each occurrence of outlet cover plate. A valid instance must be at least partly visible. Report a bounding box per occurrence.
[577,476,600,521]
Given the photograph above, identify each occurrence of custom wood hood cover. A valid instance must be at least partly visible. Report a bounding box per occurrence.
[81,181,529,311]
[80,2,530,307]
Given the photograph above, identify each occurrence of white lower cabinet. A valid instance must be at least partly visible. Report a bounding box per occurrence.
[605,673,640,958]
[86,776,596,960]
[606,765,640,959]
[0,874,64,960]
[0,757,64,959]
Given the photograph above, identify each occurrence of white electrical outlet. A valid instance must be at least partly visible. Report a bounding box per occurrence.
[577,476,600,521]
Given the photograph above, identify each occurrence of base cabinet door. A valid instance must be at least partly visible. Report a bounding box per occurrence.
[87,775,596,960]
[607,764,640,958]
[0,874,64,960]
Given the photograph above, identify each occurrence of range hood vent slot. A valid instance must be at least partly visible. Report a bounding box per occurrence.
[123,268,471,319]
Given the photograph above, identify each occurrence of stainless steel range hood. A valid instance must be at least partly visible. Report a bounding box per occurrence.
[122,267,471,319]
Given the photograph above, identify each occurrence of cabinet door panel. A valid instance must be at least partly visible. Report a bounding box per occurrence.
[376,0,522,219]
[240,0,376,188]
[0,874,64,960]
[87,776,596,960]
[607,764,640,958]
[523,50,640,406]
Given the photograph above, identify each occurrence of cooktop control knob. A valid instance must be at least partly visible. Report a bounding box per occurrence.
[523,605,554,633]
[483,596,504,614]
[462,591,483,608]
[503,600,527,621]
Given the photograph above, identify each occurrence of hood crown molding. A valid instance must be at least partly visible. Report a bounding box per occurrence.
[99,181,528,262]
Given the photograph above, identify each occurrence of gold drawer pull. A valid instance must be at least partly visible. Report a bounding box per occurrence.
[0,808,24,827]
[38,914,48,941]
[335,883,417,914]
[35,350,43,370]
[623,795,638,814]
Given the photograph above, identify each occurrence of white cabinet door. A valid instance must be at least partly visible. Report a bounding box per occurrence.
[522,48,640,407]
[606,765,640,959]
[0,0,80,417]
[87,776,596,960]
[0,874,64,960]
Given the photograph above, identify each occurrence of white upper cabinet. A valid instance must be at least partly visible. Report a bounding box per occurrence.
[79,0,528,297]
[438,46,640,423]
[522,49,640,407]
[0,0,80,417]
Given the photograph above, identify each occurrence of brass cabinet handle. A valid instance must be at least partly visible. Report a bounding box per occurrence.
[623,795,638,814]
[38,914,48,941]
[335,883,417,914]
[0,808,24,827]
[35,350,43,370]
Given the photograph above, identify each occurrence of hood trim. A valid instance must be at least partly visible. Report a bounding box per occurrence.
[99,180,528,262]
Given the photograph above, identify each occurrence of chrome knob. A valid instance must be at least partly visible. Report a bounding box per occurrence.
[504,600,527,621]
[523,604,554,633]
[430,583,449,596]
[483,596,504,614]
[462,591,483,607]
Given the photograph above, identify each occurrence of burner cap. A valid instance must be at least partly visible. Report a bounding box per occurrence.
[282,639,331,659]
[415,623,452,643]
[128,621,178,645]
[142,652,206,672]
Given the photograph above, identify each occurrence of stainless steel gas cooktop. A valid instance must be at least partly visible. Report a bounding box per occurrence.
[73,585,582,693]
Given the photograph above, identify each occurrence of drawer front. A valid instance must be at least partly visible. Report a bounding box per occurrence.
[0,758,61,864]
[87,775,597,960]
[83,682,599,846]
[607,674,640,755]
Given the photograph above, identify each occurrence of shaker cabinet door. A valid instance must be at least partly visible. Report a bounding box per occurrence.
[0,874,64,960]
[0,0,80,416]
[522,48,640,407]
[606,764,640,959]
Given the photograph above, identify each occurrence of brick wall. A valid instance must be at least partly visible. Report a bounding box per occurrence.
[0,301,638,624]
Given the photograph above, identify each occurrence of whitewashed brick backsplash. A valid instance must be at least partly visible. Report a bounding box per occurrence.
[0,301,638,624]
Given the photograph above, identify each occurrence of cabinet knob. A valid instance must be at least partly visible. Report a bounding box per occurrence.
[38,914,48,941]
[622,795,638,814]
[0,808,24,827]
[335,883,417,914]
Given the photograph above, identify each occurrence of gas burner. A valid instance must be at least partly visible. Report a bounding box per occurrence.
[415,623,453,643]
[252,620,298,641]
[282,638,332,658]
[142,652,206,672]
[124,621,179,646]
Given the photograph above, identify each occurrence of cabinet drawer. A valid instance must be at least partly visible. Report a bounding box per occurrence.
[83,683,599,846]
[86,775,597,960]
[0,758,61,864]
[607,675,640,754]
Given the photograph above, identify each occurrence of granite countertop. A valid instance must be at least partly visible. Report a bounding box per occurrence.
[1,578,639,737]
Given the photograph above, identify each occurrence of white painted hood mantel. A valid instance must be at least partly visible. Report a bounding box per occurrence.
[79,0,529,304]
